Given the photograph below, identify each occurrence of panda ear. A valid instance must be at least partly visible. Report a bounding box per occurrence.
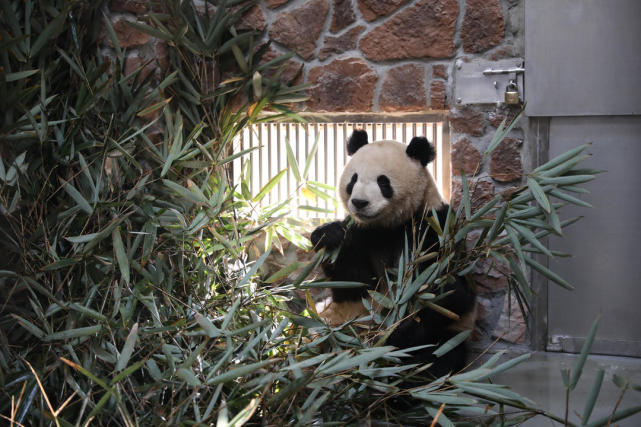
[406,136,435,166]
[347,129,368,155]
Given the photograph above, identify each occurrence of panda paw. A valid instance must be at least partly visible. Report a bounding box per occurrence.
[311,221,345,251]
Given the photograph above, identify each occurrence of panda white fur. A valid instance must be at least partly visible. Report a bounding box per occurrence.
[310,130,476,377]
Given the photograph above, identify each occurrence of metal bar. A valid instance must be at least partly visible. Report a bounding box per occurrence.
[482,67,525,75]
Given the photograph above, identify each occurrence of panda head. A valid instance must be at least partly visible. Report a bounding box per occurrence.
[339,130,444,227]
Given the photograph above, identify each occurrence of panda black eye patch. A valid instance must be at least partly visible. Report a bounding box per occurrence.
[377,175,393,198]
[346,173,358,195]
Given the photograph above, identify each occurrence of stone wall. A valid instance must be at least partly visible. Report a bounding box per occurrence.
[103,0,530,349]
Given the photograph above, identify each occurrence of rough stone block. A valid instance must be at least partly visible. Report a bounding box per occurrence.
[110,18,151,48]
[451,137,482,176]
[432,64,447,79]
[430,80,446,110]
[110,0,147,14]
[319,26,365,60]
[237,5,266,31]
[331,0,356,33]
[490,137,523,183]
[357,0,409,21]
[265,0,290,8]
[451,179,495,213]
[493,293,527,344]
[461,0,505,53]
[269,0,329,60]
[359,0,458,61]
[449,106,486,136]
[379,64,428,112]
[260,47,304,85]
[307,58,377,112]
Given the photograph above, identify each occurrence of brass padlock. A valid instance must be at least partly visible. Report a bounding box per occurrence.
[504,80,520,105]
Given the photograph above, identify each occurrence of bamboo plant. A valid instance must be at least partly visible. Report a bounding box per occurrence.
[1,1,639,426]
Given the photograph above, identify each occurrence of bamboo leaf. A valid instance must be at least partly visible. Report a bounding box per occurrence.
[195,313,222,338]
[207,360,276,385]
[5,69,39,82]
[60,178,93,214]
[285,138,301,182]
[585,405,641,427]
[569,315,600,390]
[229,398,259,427]
[11,314,45,339]
[527,177,551,213]
[462,173,471,219]
[31,10,65,56]
[533,143,590,173]
[524,256,574,290]
[112,227,130,285]
[303,135,320,180]
[177,367,202,387]
[301,281,366,289]
[45,325,102,341]
[582,368,604,425]
[368,290,394,309]
[252,169,286,203]
[116,323,138,372]
[433,330,471,358]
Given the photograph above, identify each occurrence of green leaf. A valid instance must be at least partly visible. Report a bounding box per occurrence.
[303,134,320,180]
[177,367,202,386]
[485,109,523,155]
[285,138,301,182]
[368,290,394,309]
[206,360,276,385]
[585,405,641,427]
[252,169,286,203]
[569,315,600,390]
[217,146,259,166]
[229,398,259,427]
[41,257,80,271]
[116,323,138,372]
[5,69,39,82]
[69,303,108,322]
[433,330,471,358]
[112,227,130,284]
[65,232,101,244]
[462,173,471,219]
[60,178,93,215]
[582,368,604,425]
[527,177,551,213]
[539,175,595,186]
[533,143,590,173]
[11,314,45,339]
[237,248,271,289]
[525,256,574,290]
[45,325,102,341]
[31,9,65,56]
[195,313,222,338]
[252,71,262,98]
[510,221,553,257]
[301,281,366,289]
[549,188,593,208]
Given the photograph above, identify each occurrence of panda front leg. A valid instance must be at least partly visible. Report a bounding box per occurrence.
[311,223,374,326]
[310,220,346,251]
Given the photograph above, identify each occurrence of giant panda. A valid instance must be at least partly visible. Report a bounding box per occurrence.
[310,129,476,377]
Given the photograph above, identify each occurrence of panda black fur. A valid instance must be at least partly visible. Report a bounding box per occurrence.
[310,130,476,377]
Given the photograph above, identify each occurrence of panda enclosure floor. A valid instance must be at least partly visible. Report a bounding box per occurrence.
[491,351,641,426]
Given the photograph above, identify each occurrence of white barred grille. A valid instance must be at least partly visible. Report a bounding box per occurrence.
[232,116,450,219]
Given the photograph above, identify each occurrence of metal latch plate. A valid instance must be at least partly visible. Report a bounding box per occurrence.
[454,58,525,105]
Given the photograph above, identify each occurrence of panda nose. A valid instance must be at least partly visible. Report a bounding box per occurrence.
[351,199,369,210]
